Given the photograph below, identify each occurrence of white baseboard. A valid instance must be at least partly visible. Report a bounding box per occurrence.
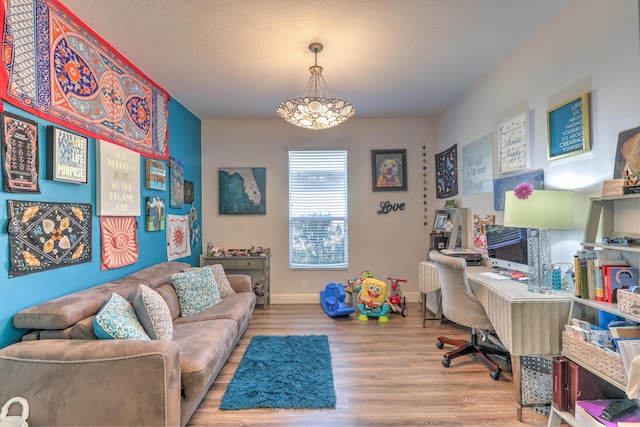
[271,292,421,305]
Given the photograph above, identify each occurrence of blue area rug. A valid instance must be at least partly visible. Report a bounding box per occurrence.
[220,335,336,410]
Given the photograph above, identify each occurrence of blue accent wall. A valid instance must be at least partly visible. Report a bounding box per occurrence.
[0,97,201,348]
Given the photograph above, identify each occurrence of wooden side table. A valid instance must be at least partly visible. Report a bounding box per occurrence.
[202,255,270,309]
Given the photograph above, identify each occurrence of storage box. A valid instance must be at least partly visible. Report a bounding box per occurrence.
[562,331,628,388]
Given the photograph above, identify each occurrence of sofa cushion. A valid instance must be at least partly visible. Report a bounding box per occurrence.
[126,261,190,289]
[13,278,150,331]
[133,285,173,340]
[155,284,181,320]
[174,292,256,333]
[171,268,221,316]
[94,294,150,340]
[172,319,237,399]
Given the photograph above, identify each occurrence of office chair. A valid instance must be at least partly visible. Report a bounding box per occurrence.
[428,250,510,380]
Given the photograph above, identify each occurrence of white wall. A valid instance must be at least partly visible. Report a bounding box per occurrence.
[202,0,640,303]
[435,0,640,267]
[201,118,434,302]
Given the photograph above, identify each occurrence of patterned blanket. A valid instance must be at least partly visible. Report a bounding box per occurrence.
[0,0,169,159]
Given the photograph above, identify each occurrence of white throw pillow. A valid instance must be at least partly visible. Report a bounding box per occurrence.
[133,284,173,340]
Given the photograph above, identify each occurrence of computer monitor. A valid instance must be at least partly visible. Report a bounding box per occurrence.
[485,225,529,273]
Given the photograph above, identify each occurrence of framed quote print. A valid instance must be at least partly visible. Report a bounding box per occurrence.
[547,93,591,160]
[46,126,88,184]
[498,111,530,174]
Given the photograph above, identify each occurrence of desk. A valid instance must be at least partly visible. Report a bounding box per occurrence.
[420,262,573,421]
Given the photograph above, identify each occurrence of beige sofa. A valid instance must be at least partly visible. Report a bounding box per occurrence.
[0,261,256,426]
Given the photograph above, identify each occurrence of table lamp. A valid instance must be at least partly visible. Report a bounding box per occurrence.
[504,189,574,293]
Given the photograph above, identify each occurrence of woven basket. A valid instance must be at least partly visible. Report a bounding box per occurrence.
[618,289,640,316]
[561,331,627,387]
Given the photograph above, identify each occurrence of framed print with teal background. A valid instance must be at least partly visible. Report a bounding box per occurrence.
[547,93,591,160]
[219,167,266,214]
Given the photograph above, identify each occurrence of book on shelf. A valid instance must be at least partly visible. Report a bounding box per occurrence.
[603,265,635,303]
[576,400,640,427]
[609,267,640,303]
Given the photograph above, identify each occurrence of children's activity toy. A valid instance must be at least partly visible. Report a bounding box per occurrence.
[320,282,355,317]
[386,276,408,317]
[356,277,392,322]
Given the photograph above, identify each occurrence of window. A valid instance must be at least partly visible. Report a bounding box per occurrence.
[288,150,348,269]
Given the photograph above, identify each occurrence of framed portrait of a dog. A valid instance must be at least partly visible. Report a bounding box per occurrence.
[371,149,407,191]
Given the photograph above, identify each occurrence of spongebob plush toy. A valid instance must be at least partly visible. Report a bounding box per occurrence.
[356,277,392,322]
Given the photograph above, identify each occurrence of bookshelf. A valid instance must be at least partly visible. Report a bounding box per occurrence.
[431,207,468,250]
[549,194,640,426]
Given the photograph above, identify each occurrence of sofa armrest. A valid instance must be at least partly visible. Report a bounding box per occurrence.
[0,339,181,427]
[227,274,253,293]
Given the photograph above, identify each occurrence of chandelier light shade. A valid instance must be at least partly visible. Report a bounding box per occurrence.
[277,43,354,130]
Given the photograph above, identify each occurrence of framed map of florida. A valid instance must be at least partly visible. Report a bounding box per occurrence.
[218,167,266,215]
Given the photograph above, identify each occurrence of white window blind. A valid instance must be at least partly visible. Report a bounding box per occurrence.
[288,150,348,269]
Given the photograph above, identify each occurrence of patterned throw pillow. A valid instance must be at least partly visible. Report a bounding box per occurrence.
[171,267,221,316]
[133,285,173,340]
[209,264,236,297]
[94,293,150,340]
[189,264,236,298]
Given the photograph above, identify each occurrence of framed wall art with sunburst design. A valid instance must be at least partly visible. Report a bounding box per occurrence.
[167,214,191,261]
[100,216,138,270]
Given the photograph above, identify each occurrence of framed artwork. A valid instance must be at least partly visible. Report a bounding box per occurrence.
[145,159,167,190]
[473,214,495,254]
[371,149,407,191]
[145,197,165,231]
[547,93,591,159]
[435,144,458,199]
[46,126,88,184]
[170,157,184,209]
[184,180,194,204]
[462,133,493,195]
[96,140,141,216]
[7,200,92,277]
[493,169,544,210]
[219,167,266,214]
[167,214,191,260]
[612,126,640,195]
[498,111,530,174]
[433,213,448,230]
[100,216,138,270]
[1,112,40,193]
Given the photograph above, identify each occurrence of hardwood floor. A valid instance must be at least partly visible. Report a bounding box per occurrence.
[188,303,550,427]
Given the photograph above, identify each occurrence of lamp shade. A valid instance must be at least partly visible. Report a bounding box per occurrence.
[504,190,574,230]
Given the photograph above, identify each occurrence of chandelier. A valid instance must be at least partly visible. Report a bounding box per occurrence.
[277,43,354,130]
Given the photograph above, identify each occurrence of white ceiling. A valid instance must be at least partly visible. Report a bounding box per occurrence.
[59,0,570,121]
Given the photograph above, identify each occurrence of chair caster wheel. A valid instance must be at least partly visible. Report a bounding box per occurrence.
[490,370,500,380]
[436,341,444,349]
[442,358,450,368]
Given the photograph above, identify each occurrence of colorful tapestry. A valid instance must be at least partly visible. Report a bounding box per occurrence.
[1,111,39,192]
[435,144,458,199]
[0,0,169,159]
[167,214,190,261]
[100,216,138,270]
[7,200,91,277]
